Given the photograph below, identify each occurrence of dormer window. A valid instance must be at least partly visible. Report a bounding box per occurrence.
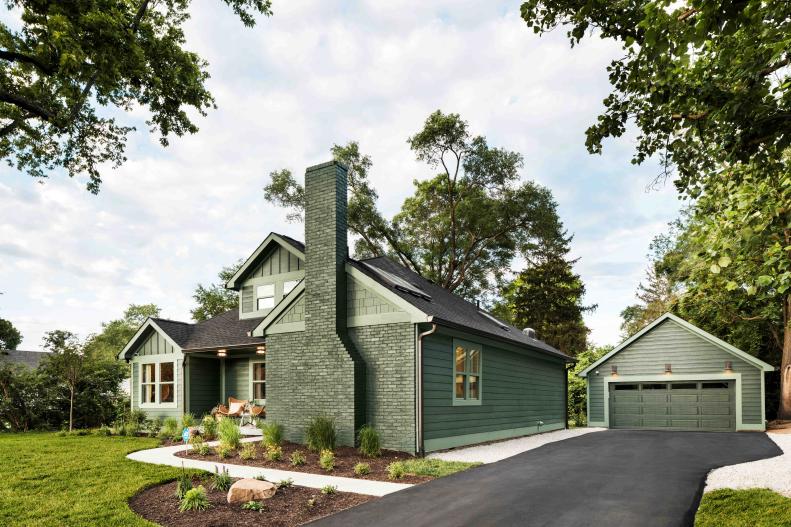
[257,284,275,310]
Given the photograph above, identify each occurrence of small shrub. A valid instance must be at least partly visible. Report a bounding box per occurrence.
[128,409,148,429]
[240,443,257,460]
[276,478,294,489]
[218,417,242,449]
[124,421,140,436]
[290,450,306,466]
[357,424,381,458]
[201,415,218,440]
[265,445,282,461]
[254,474,268,481]
[305,416,336,452]
[95,426,112,437]
[215,443,233,459]
[197,443,211,456]
[354,462,371,476]
[260,421,284,447]
[211,466,232,492]
[189,436,205,455]
[319,449,335,472]
[321,485,337,495]
[148,416,163,436]
[179,486,210,512]
[160,417,180,439]
[181,413,196,429]
[387,461,405,480]
[175,468,193,499]
[241,500,266,512]
[306,498,316,509]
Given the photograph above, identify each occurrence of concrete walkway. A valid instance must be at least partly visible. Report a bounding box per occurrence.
[705,432,791,497]
[127,437,411,497]
[428,427,605,464]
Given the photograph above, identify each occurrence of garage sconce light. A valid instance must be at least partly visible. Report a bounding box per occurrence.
[725,361,732,372]
[256,345,266,355]
[664,363,672,374]
[611,365,618,376]
[217,348,227,358]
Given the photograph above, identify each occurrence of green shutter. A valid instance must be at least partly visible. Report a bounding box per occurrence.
[241,285,254,313]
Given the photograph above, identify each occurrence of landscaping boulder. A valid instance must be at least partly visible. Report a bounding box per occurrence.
[227,478,277,504]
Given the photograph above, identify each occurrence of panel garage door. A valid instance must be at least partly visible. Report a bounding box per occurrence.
[609,381,735,431]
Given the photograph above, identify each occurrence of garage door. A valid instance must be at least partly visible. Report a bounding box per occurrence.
[609,381,735,431]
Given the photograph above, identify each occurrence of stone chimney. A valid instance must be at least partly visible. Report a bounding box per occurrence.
[301,161,365,445]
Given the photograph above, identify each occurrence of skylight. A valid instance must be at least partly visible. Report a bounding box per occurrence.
[479,310,510,331]
[362,263,432,301]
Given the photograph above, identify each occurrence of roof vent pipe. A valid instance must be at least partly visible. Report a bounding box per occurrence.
[522,328,537,339]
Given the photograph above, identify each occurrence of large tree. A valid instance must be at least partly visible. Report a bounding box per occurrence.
[264,111,561,300]
[0,0,272,192]
[84,303,160,361]
[520,0,791,196]
[493,231,595,356]
[191,259,243,321]
[0,318,22,350]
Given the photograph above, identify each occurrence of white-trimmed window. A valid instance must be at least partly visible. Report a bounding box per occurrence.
[257,284,275,310]
[140,361,176,407]
[453,339,482,405]
[251,361,266,403]
[283,279,300,296]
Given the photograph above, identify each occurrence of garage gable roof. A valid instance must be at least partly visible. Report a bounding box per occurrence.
[578,313,774,377]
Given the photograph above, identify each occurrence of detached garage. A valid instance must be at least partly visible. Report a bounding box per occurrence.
[580,313,774,432]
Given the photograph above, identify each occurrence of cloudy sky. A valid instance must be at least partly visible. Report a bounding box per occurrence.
[0,0,681,351]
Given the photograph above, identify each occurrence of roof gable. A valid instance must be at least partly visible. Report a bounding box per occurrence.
[226,233,305,290]
[578,313,774,377]
[118,319,185,360]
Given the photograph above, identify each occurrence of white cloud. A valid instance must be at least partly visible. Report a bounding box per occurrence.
[0,1,680,350]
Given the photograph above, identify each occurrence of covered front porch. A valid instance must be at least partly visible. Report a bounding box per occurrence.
[184,343,267,419]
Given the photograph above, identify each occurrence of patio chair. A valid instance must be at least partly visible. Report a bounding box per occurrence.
[250,404,265,419]
[215,397,248,418]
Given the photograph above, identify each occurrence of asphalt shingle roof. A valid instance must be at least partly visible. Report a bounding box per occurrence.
[0,349,50,368]
[151,310,264,351]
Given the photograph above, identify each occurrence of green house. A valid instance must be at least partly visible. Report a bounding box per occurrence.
[119,161,572,454]
[579,313,774,432]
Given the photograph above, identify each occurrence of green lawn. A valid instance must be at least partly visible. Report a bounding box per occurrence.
[0,432,186,527]
[695,489,791,526]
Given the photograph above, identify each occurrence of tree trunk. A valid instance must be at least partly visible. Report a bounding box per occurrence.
[778,294,791,421]
[69,386,74,432]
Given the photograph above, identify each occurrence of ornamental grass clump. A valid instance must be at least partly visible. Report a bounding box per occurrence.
[218,417,241,449]
[321,485,337,495]
[160,417,180,440]
[276,478,294,489]
[357,424,381,458]
[305,416,336,452]
[260,421,283,447]
[319,449,335,472]
[181,413,196,428]
[354,462,370,476]
[179,486,210,512]
[265,445,283,461]
[211,466,232,492]
[290,450,306,466]
[201,414,218,440]
[215,443,233,459]
[240,443,257,460]
[387,461,405,480]
[175,467,193,499]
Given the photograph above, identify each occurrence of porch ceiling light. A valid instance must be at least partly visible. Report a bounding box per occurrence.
[256,345,266,355]
[725,360,733,372]
[611,365,618,376]
[664,363,672,374]
[217,349,227,358]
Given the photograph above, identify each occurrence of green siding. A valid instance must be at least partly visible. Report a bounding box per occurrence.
[248,245,303,277]
[347,276,402,317]
[276,296,305,324]
[224,357,252,400]
[136,330,177,356]
[188,356,221,416]
[587,319,763,425]
[129,328,184,419]
[422,330,566,451]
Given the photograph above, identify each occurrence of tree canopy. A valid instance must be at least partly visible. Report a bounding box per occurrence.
[520,0,791,196]
[264,111,562,301]
[191,259,243,321]
[0,318,22,350]
[84,303,160,361]
[0,0,272,192]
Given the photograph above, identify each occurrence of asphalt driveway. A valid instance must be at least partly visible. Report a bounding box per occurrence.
[312,430,782,527]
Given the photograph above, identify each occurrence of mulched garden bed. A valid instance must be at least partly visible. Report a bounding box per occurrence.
[129,477,373,527]
[175,440,432,484]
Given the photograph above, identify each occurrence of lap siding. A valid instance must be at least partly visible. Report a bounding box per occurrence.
[422,331,566,449]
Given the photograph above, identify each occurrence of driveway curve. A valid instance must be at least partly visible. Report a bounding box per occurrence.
[312,430,781,527]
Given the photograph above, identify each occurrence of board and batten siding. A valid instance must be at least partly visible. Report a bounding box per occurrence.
[587,319,763,425]
[422,330,566,451]
[188,356,221,416]
[224,356,252,401]
[129,329,184,419]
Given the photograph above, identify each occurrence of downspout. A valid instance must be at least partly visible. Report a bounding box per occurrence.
[416,322,437,456]
[564,363,571,430]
